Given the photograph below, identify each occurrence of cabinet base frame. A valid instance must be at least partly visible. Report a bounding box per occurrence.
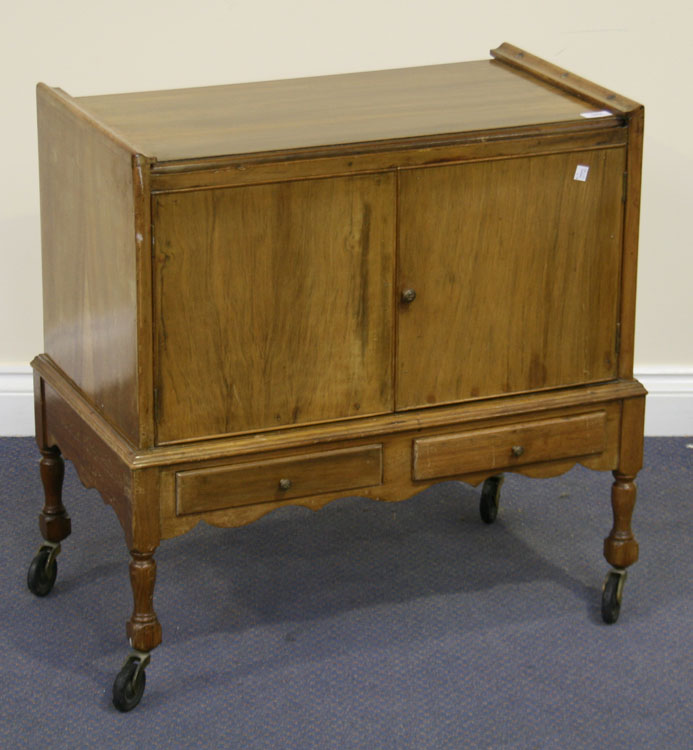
[29,350,645,704]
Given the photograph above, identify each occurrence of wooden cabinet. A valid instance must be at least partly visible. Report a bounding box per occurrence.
[29,43,646,711]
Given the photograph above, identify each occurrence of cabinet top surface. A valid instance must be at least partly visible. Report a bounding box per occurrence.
[69,58,614,163]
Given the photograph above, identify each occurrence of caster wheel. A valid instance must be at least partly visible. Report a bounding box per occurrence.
[113,656,147,712]
[27,546,58,597]
[479,475,504,524]
[601,570,626,624]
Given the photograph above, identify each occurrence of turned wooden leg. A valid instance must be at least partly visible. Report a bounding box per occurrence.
[601,471,640,624]
[113,551,162,711]
[38,447,71,543]
[603,471,639,570]
[126,551,162,653]
[600,396,644,624]
[27,447,71,596]
[113,467,163,711]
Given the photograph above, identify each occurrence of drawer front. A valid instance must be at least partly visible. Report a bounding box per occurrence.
[413,411,607,480]
[176,444,383,515]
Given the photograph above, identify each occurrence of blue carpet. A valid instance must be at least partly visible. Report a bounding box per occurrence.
[1,437,691,748]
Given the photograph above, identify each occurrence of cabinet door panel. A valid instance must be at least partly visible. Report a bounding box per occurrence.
[397,149,625,410]
[154,173,395,443]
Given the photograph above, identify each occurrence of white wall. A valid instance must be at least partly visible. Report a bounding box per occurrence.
[1,0,692,435]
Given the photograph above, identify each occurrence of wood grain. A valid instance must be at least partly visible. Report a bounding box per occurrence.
[617,396,646,476]
[176,444,383,515]
[150,124,626,192]
[41,380,135,546]
[397,148,626,409]
[617,107,645,378]
[158,401,621,539]
[74,59,603,162]
[491,43,641,115]
[132,155,156,448]
[604,470,639,569]
[153,173,395,443]
[31,357,623,542]
[37,84,141,445]
[33,370,47,450]
[126,551,162,652]
[413,411,607,480]
[605,398,644,568]
[37,446,71,544]
[33,352,643,470]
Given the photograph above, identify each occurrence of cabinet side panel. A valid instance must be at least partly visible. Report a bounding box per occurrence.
[37,86,139,443]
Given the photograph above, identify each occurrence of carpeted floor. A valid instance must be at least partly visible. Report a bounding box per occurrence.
[1,436,691,749]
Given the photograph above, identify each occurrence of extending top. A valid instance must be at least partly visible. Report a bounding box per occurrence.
[41,44,639,163]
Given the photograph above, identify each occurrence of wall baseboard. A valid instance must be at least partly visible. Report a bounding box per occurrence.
[0,366,34,437]
[1,366,691,437]
[635,370,693,437]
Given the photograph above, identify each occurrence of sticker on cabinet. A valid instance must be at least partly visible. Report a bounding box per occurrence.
[574,165,590,182]
[580,110,612,118]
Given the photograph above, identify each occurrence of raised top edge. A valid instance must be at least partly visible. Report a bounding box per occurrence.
[490,43,643,115]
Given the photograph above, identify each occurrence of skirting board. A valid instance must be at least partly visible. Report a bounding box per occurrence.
[0,366,691,437]
[636,369,693,437]
[0,366,35,437]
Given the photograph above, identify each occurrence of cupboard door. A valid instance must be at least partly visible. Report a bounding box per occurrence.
[397,148,625,410]
[154,173,395,443]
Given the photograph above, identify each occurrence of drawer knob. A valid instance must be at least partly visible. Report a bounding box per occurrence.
[278,478,292,491]
[401,288,417,303]
[511,445,525,458]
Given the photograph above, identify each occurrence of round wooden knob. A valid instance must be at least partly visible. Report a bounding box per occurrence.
[511,445,525,457]
[278,478,292,491]
[401,288,417,303]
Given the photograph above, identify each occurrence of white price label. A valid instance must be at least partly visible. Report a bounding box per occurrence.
[574,165,590,182]
[580,110,612,119]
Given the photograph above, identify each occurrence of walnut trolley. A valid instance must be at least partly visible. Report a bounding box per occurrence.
[29,44,645,711]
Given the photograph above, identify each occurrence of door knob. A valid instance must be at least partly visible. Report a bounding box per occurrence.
[401,288,417,303]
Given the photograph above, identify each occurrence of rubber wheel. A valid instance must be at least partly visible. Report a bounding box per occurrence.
[601,572,623,624]
[27,548,57,597]
[112,658,147,712]
[479,476,503,524]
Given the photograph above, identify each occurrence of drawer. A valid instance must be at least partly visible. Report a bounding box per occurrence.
[413,411,607,480]
[176,444,383,515]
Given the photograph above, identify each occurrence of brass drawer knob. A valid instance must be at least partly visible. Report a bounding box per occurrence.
[401,288,417,303]
[511,445,525,458]
[278,478,292,491]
